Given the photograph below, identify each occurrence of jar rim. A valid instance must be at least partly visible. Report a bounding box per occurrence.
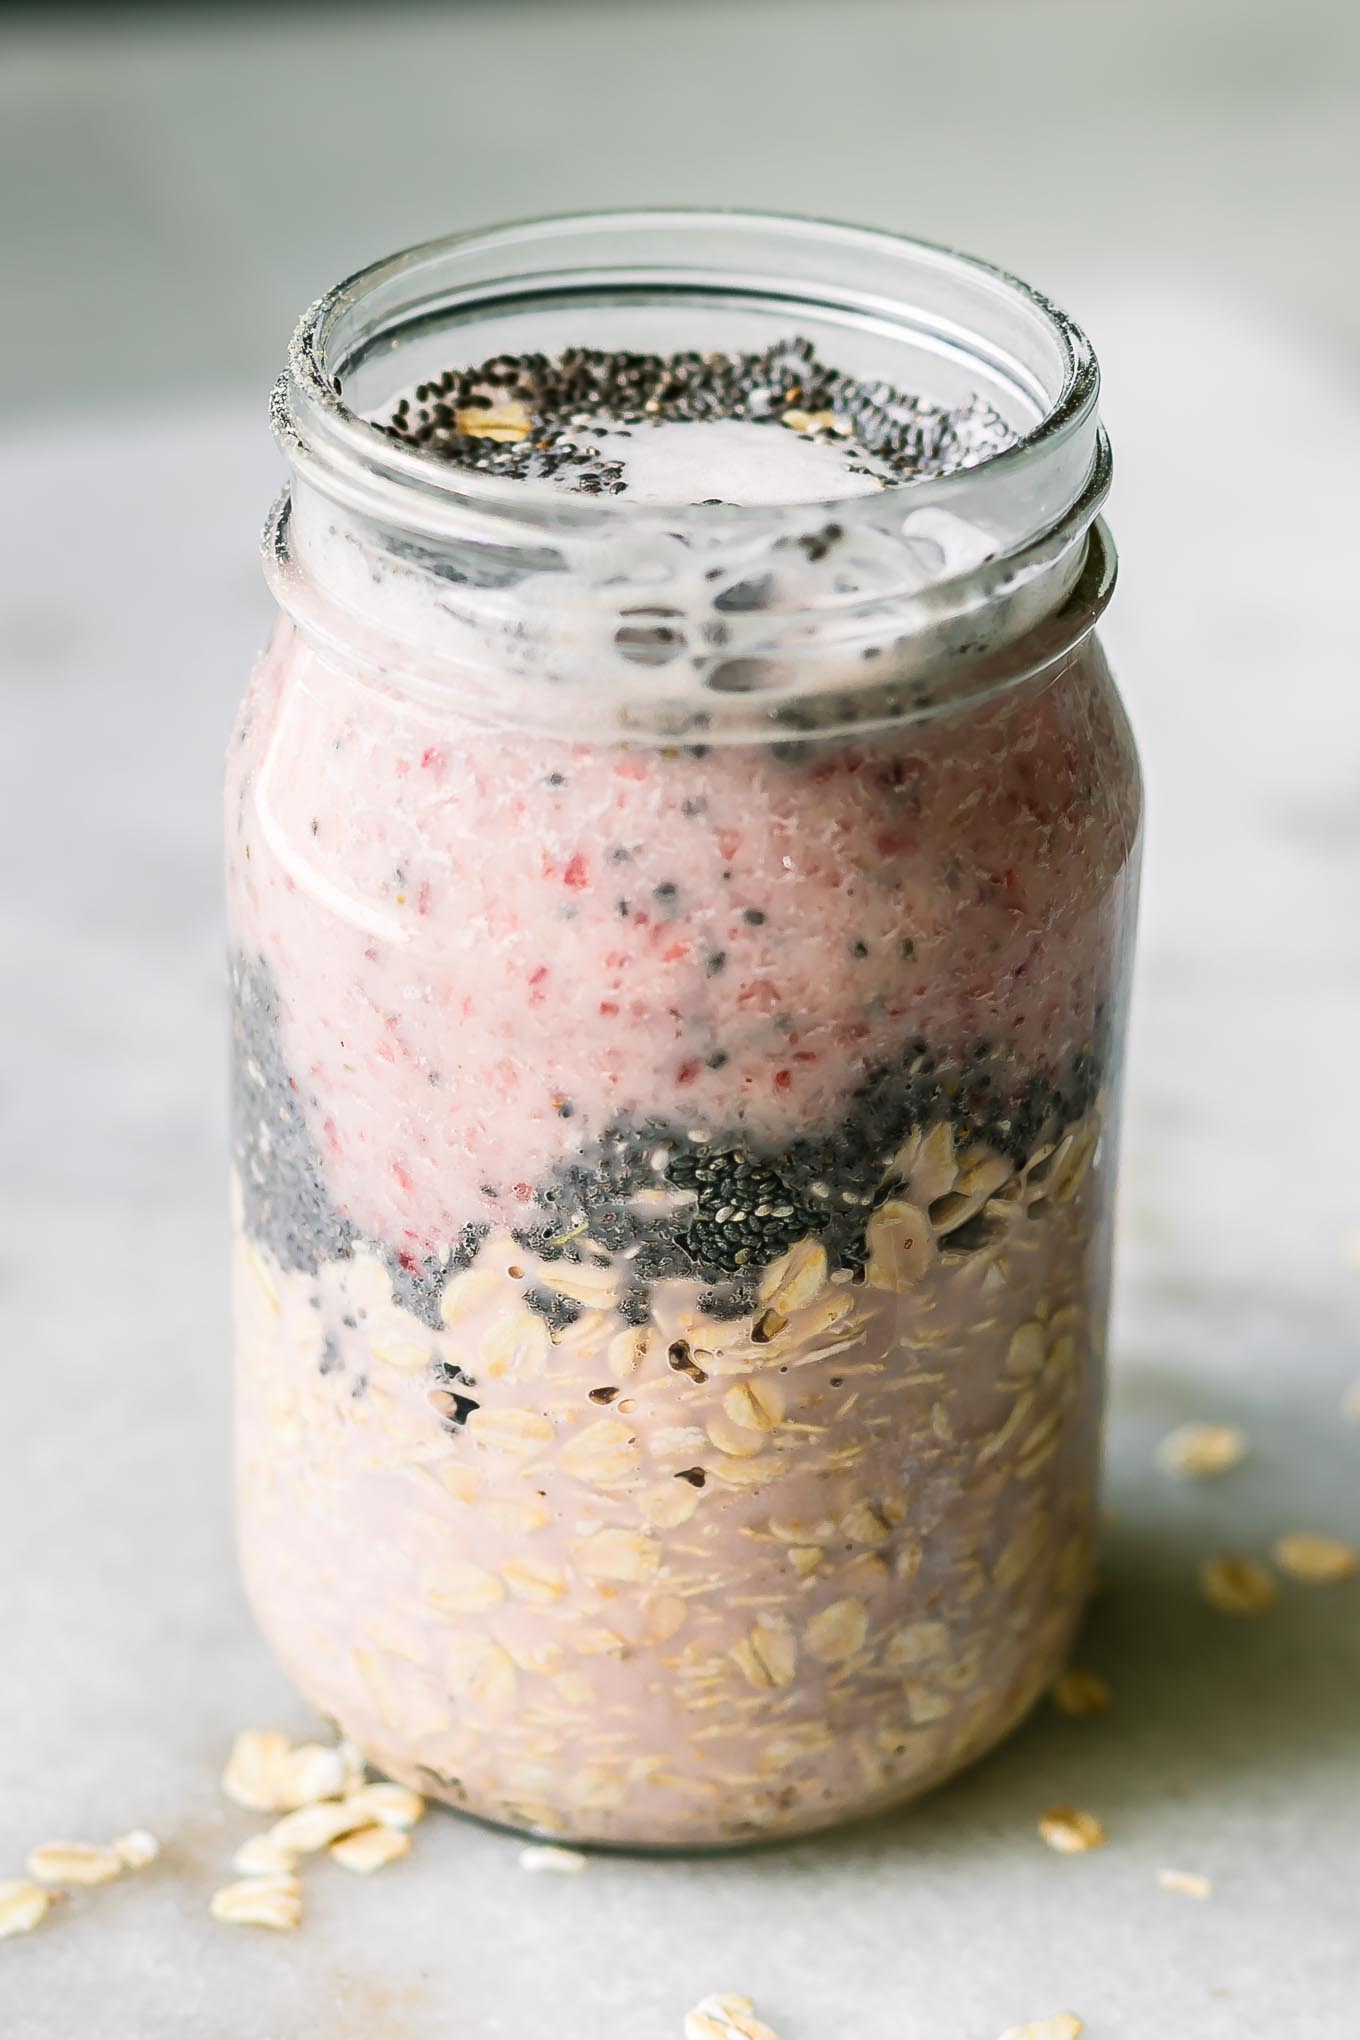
[274,207,1103,541]
[267,211,1113,744]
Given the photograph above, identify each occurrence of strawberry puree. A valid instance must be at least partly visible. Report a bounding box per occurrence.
[227,621,1135,1262]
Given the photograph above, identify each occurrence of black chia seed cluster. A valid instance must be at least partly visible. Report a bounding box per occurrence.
[512,1038,1101,1325]
[233,954,1104,1405]
[378,335,1015,495]
[231,956,357,1273]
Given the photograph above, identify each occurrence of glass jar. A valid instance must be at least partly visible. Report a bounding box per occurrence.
[228,211,1141,1847]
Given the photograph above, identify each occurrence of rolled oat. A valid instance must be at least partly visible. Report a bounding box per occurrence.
[111,1829,161,1870]
[26,1841,123,1887]
[683,1993,783,2040]
[1200,1555,1277,1615]
[1272,1532,1358,1584]
[209,1874,303,1931]
[0,1880,52,1938]
[1156,1423,1247,1478]
[329,1824,412,1873]
[997,2019,1084,2040]
[1037,1805,1106,1855]
[1157,1867,1212,1898]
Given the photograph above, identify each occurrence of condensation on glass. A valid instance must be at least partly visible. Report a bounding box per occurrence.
[227,212,1142,1847]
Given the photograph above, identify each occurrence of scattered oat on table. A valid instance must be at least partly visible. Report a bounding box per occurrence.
[330,1825,411,1874]
[111,1830,160,1870]
[519,1843,589,1874]
[26,1841,123,1887]
[0,1880,53,1939]
[684,1992,784,2040]
[1157,1867,1212,1898]
[216,1730,426,1912]
[1050,1667,1111,1717]
[1273,1532,1358,1584]
[266,1799,368,1856]
[209,1873,303,1931]
[221,1730,295,1813]
[343,1782,425,1830]
[998,2018,1084,2040]
[233,1832,299,1877]
[276,1739,365,1809]
[1200,1555,1277,1615]
[1157,1422,1248,1477]
[1038,1805,1106,1855]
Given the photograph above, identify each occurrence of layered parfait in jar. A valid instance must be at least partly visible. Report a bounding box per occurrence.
[229,215,1141,1847]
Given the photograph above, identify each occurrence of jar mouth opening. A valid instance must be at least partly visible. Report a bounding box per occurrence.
[276,208,1102,541]
[268,212,1112,744]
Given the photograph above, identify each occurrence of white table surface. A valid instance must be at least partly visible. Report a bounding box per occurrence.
[2,5,1358,2036]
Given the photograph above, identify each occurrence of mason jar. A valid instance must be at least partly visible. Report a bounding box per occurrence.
[227,210,1141,1847]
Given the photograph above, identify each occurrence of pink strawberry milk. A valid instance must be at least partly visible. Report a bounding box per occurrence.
[227,213,1141,1845]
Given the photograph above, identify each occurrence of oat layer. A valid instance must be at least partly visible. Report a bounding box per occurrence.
[235,1088,1107,1845]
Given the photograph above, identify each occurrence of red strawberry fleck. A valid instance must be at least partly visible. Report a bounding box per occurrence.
[563,852,589,890]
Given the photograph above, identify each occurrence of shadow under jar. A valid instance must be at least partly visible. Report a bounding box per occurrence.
[227,211,1142,1848]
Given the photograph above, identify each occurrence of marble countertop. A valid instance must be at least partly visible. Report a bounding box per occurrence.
[2,4,1358,2035]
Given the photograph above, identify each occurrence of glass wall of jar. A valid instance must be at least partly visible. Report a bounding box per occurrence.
[228,212,1141,1847]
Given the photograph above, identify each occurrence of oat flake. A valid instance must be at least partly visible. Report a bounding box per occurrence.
[344,1781,427,1830]
[1156,1422,1247,1478]
[111,1829,161,1870]
[26,1840,123,1887]
[233,1832,299,1877]
[1200,1555,1277,1615]
[209,1874,303,1931]
[1272,1532,1358,1584]
[267,1799,367,1854]
[998,2019,1084,2040]
[221,1729,293,1813]
[1050,1667,1111,1717]
[330,1824,412,1873]
[1157,1866,1212,1898]
[683,1993,783,2040]
[0,1880,52,1938]
[519,1843,589,1874]
[1037,1805,1106,1854]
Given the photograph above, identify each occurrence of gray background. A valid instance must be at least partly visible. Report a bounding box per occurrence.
[1,3,1358,2036]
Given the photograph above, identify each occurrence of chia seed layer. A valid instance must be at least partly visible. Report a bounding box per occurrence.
[230,954,354,1273]
[380,335,1016,495]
